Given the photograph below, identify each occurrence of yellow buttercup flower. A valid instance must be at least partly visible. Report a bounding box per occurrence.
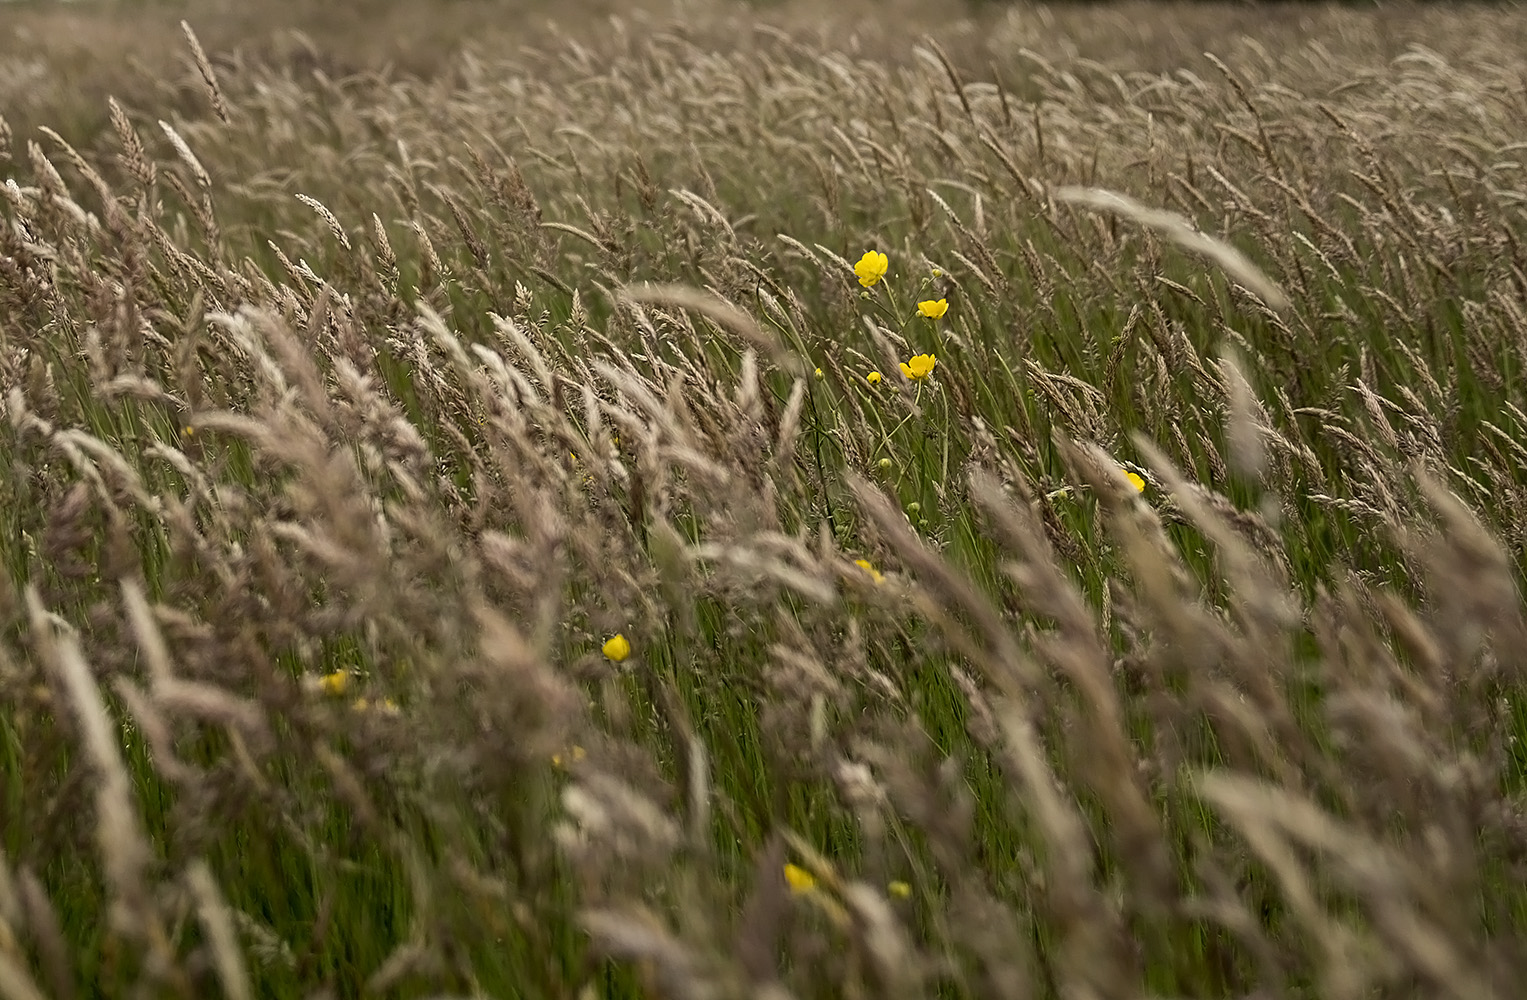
[854,559,885,584]
[814,367,824,379]
[866,371,882,385]
[319,670,349,696]
[784,863,817,894]
[899,353,936,381]
[1125,471,1146,493]
[853,250,889,288]
[552,744,587,769]
[916,298,948,319]
[888,880,912,899]
[602,634,632,662]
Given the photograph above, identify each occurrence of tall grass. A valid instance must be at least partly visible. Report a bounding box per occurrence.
[4,4,1527,998]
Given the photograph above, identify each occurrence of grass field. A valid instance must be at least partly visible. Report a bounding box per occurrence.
[5,1,1527,997]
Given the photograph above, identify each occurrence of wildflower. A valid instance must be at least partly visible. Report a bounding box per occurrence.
[888,880,912,899]
[319,670,349,696]
[180,425,195,438]
[603,634,632,663]
[877,458,893,471]
[814,367,824,379]
[784,863,817,894]
[552,745,587,769]
[1124,471,1146,493]
[866,371,882,385]
[853,250,889,288]
[931,268,942,277]
[899,353,936,381]
[854,559,885,584]
[916,298,948,319]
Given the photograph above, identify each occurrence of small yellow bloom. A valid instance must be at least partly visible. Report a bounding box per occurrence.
[181,425,195,438]
[916,298,948,319]
[866,371,882,385]
[784,863,817,894]
[888,880,912,899]
[603,634,632,663]
[814,367,824,379]
[1125,471,1146,494]
[854,559,885,584]
[899,353,936,381]
[552,744,587,769]
[853,250,889,288]
[319,670,349,696]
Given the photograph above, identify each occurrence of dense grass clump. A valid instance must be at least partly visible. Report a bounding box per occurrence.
[4,3,1527,998]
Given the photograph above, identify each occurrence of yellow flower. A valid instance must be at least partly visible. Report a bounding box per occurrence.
[552,744,587,769]
[1125,471,1146,494]
[603,634,632,662]
[784,863,817,894]
[854,558,884,584]
[899,353,936,381]
[814,367,824,379]
[916,298,948,319]
[888,880,912,899]
[319,670,349,696]
[866,371,882,385]
[853,250,889,288]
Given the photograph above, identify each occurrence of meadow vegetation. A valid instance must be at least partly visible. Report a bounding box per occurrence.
[4,1,1527,997]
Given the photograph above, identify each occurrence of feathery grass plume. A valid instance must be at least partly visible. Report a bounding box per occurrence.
[1052,185,1290,312]
[294,194,352,251]
[186,861,252,1000]
[619,282,803,378]
[23,587,175,983]
[156,119,212,189]
[0,952,49,1000]
[180,21,231,125]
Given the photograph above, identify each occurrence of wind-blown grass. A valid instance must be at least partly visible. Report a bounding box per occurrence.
[4,4,1527,999]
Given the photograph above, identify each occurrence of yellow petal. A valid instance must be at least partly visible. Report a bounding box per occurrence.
[602,634,632,662]
[783,863,817,894]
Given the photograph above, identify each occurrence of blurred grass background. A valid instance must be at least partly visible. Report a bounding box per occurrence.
[4,0,1516,145]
